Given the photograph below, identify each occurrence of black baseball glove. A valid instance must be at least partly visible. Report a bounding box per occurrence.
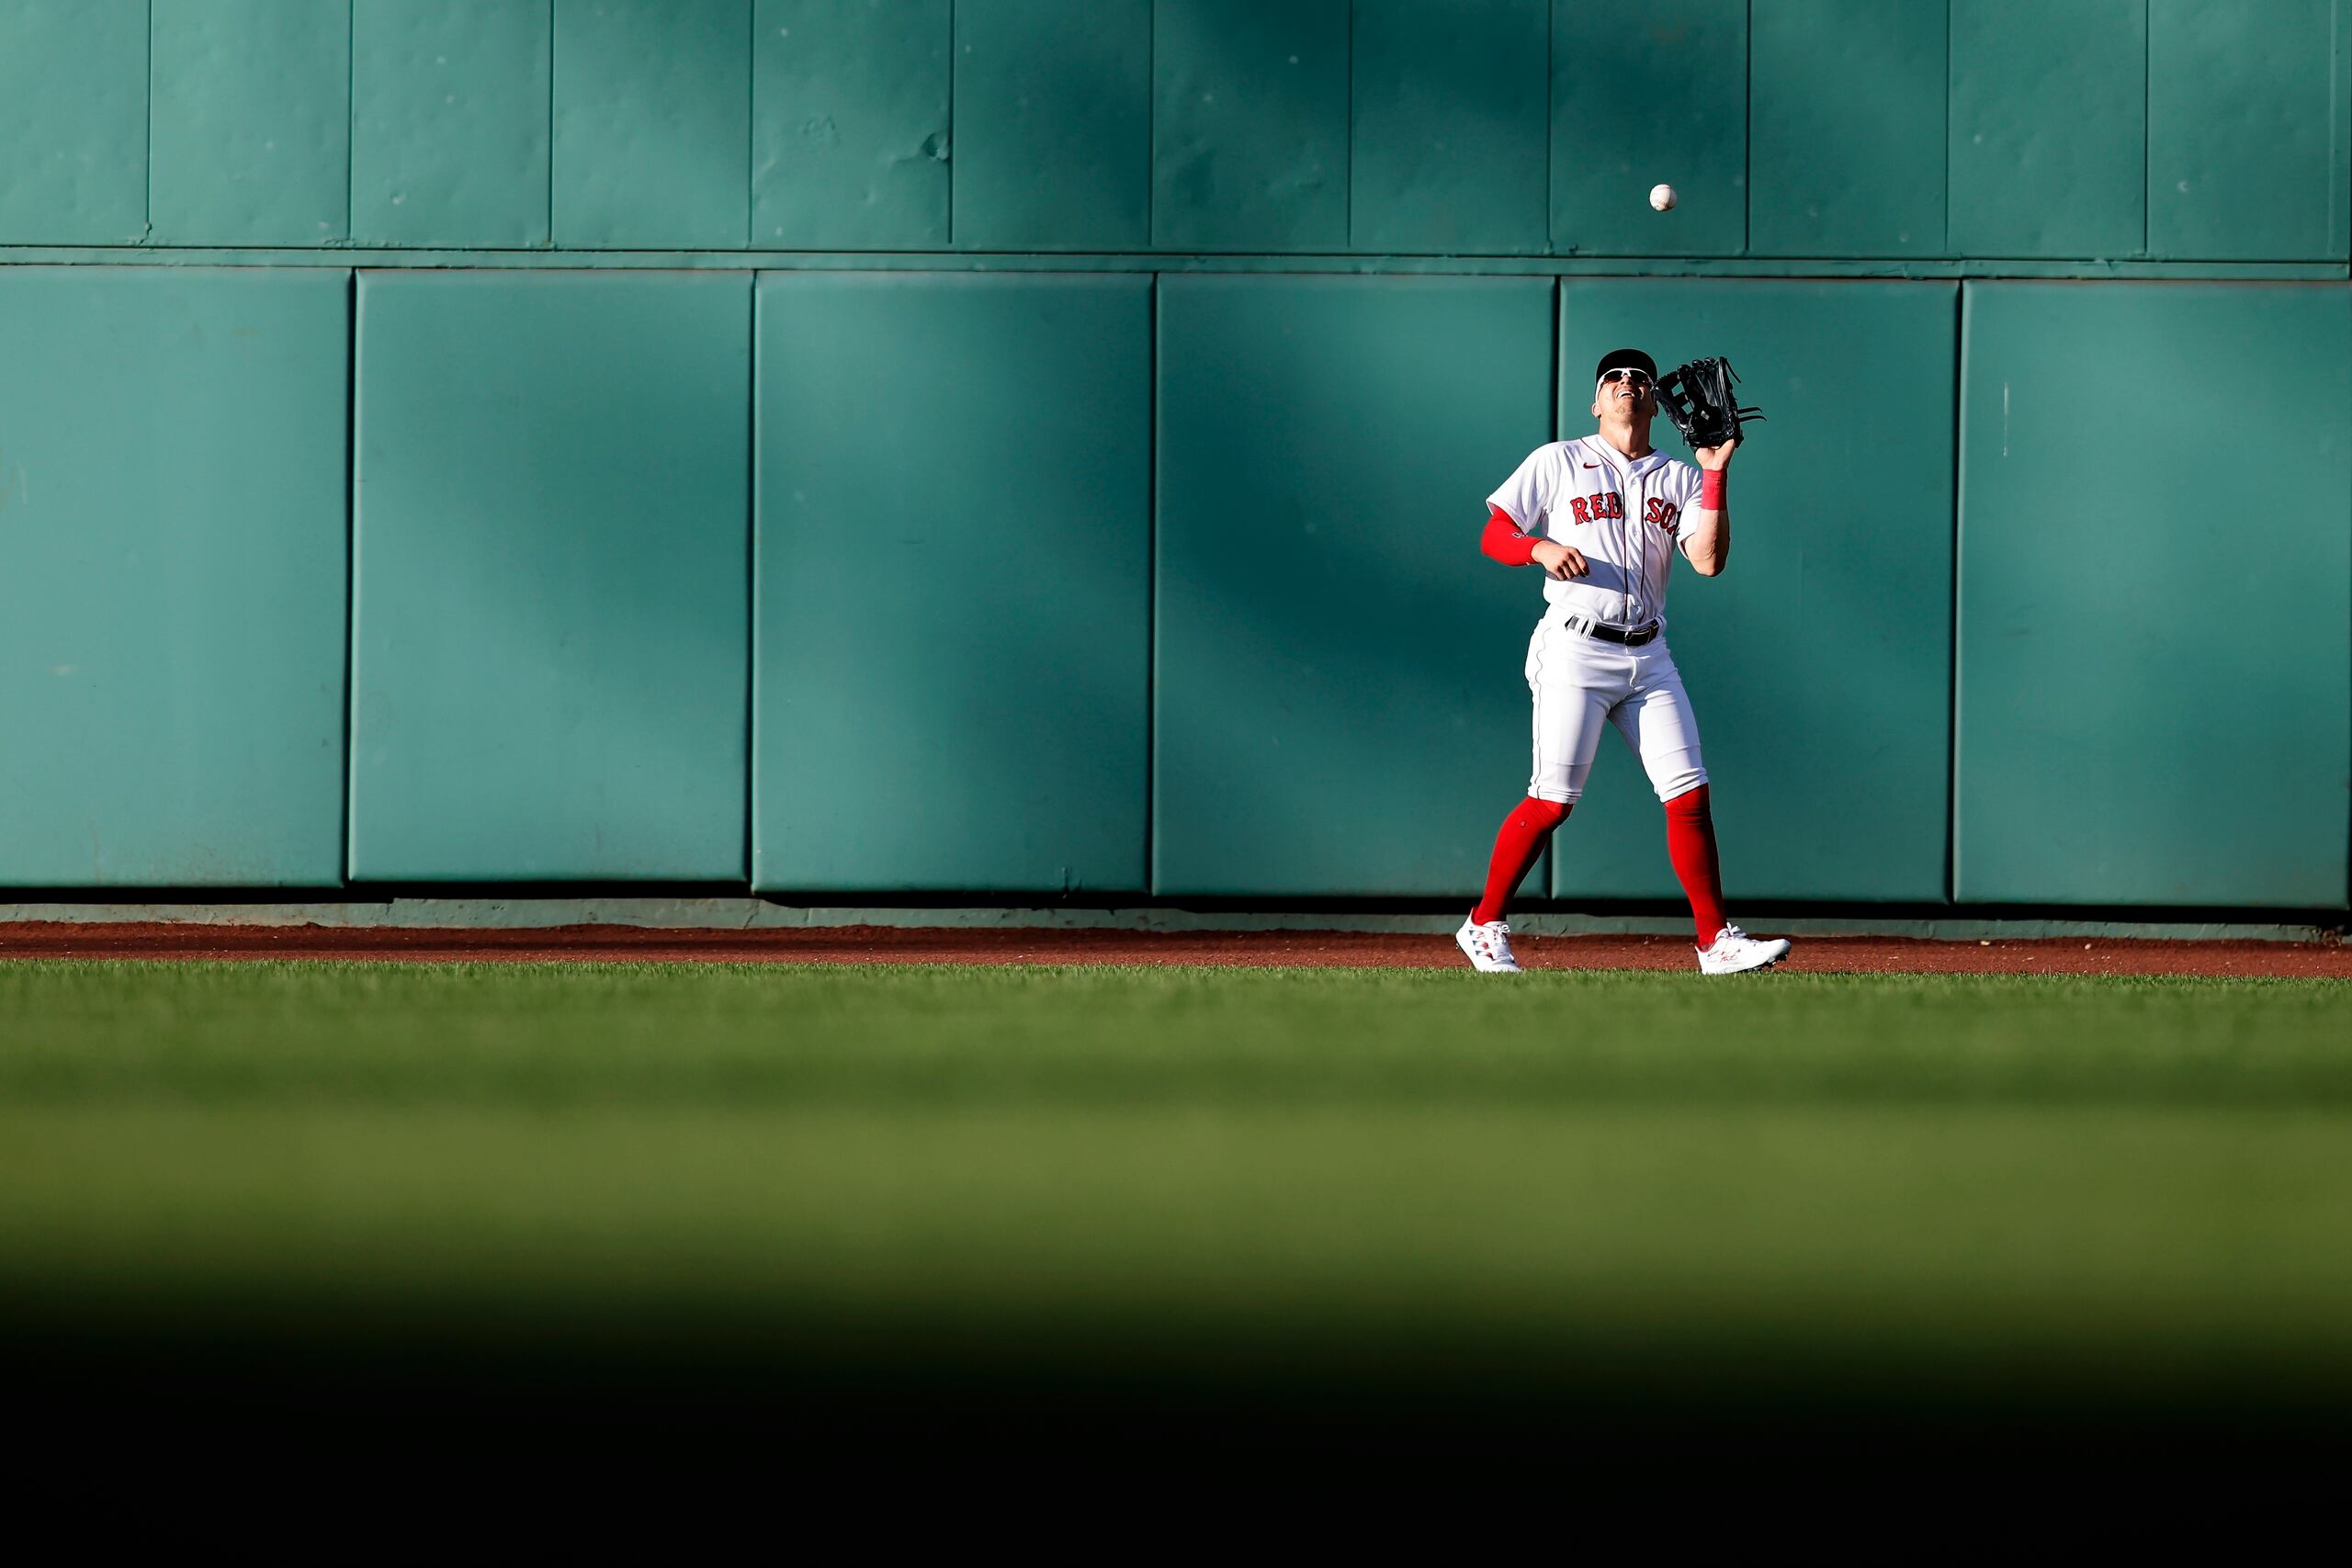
[1655,356,1764,451]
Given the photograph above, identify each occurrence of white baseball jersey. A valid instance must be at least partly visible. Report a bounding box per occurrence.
[1487,435,1708,628]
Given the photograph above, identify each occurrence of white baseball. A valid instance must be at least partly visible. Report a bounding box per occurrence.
[1649,183,1678,212]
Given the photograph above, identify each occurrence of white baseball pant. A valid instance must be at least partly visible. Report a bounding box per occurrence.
[1524,617,1710,805]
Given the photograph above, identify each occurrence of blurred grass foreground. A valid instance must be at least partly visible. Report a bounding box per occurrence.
[3,960,2349,1472]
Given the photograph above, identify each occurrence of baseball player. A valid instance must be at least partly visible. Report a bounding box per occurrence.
[1456,348,1791,976]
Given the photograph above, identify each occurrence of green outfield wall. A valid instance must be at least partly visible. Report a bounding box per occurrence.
[0,2,2345,911]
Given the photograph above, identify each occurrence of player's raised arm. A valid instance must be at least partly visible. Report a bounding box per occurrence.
[1655,356,1761,579]
[1680,441,1733,576]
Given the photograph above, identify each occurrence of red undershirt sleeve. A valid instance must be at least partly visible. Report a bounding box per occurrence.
[1481,504,1539,567]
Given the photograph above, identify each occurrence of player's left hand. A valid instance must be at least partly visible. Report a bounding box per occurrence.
[1693,437,1737,471]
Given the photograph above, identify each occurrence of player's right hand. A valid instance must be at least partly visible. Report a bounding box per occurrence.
[1530,540,1589,581]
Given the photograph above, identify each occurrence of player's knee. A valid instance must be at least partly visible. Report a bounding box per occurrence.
[1521,795,1571,829]
[1659,775,1712,813]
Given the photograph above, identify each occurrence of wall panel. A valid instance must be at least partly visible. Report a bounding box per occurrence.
[0,0,148,243]
[0,5,2345,915]
[1956,282,2350,908]
[1749,0,1945,257]
[352,0,552,249]
[1552,280,1957,905]
[0,268,348,886]
[150,0,351,245]
[1351,0,1546,255]
[1153,0,1348,252]
[1949,0,2145,259]
[1156,276,1555,897]
[2147,0,2351,261]
[1553,0,1747,256]
[754,274,1149,892]
[752,0,951,249]
[350,272,752,881]
[552,0,751,249]
[953,0,1150,251]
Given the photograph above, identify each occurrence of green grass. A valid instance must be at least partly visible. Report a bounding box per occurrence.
[5,960,2350,1430]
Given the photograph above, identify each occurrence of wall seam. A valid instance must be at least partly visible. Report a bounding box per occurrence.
[1543,271,1563,895]
[5,247,2346,279]
[1143,273,1159,896]
[342,271,360,883]
[945,0,957,246]
[745,0,755,249]
[2141,0,2151,257]
[546,0,558,248]
[2337,0,2348,257]
[1742,0,1753,257]
[744,274,761,887]
[345,0,356,242]
[1940,0,1951,254]
[142,0,156,243]
[1947,281,1967,906]
[1145,0,1155,251]
[1343,0,1354,249]
[1545,0,1556,254]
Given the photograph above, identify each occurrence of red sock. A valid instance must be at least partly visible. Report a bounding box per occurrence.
[1664,784,1728,947]
[1473,796,1568,925]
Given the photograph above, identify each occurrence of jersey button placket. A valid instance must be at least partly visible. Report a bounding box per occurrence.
[1625,470,1644,626]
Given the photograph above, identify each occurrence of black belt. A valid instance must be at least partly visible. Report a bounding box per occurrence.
[1560,613,1659,647]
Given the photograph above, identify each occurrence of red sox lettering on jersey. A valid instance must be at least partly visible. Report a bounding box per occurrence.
[1561,490,1684,530]
[1487,434,1707,628]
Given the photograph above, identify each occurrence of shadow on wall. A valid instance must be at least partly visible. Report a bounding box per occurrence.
[351,270,752,881]
[1153,276,1554,898]
[1351,0,1551,255]
[953,0,1152,252]
[752,273,1153,895]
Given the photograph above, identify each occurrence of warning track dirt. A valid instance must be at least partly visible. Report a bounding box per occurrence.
[0,922,2343,976]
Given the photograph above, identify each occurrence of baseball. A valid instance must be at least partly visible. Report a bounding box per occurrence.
[1649,184,1678,212]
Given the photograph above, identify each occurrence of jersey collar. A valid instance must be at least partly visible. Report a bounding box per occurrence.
[1579,434,1671,475]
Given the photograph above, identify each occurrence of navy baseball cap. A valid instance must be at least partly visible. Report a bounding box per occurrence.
[1595,348,1657,381]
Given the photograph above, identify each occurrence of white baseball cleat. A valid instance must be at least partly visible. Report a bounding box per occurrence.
[1695,924,1792,976]
[1455,915,1523,974]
